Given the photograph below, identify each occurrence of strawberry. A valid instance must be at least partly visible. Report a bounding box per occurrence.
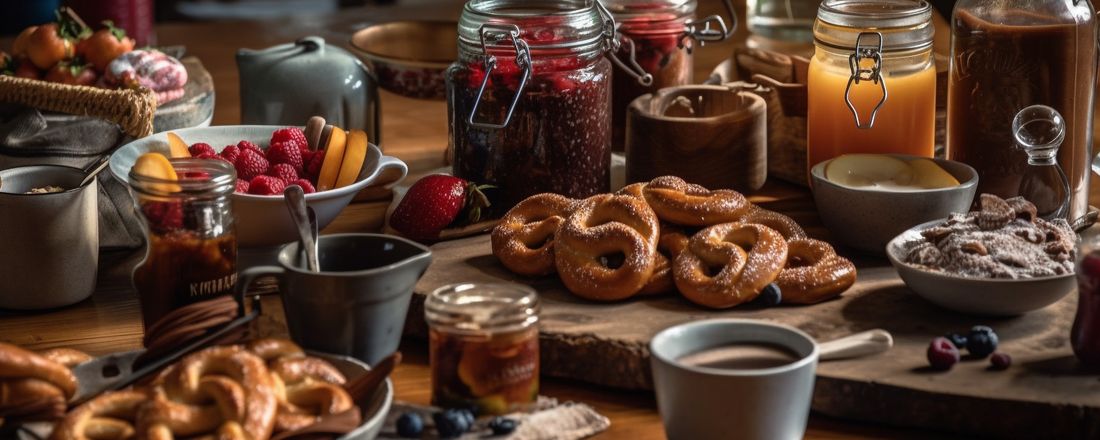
[233,147,269,181]
[220,145,240,164]
[248,175,286,196]
[291,179,316,194]
[271,127,308,148]
[266,140,303,173]
[389,174,492,241]
[267,163,298,183]
[188,143,215,157]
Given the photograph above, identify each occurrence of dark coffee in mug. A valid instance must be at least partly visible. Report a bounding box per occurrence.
[676,343,801,370]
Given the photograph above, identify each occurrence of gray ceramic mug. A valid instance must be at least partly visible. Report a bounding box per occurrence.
[650,319,819,440]
[0,165,98,309]
[238,233,431,365]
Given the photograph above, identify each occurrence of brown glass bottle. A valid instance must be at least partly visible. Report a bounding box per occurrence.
[947,3,1097,222]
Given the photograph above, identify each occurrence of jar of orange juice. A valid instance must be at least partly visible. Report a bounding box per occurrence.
[806,0,936,172]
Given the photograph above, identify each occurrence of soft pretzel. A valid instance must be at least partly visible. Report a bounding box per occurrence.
[674,223,789,309]
[248,338,306,363]
[638,227,691,296]
[49,389,150,440]
[492,193,577,276]
[642,176,750,226]
[615,182,646,199]
[0,379,67,421]
[554,194,660,301]
[776,238,857,304]
[38,348,93,368]
[144,345,277,439]
[263,351,356,433]
[0,342,78,399]
[739,207,806,241]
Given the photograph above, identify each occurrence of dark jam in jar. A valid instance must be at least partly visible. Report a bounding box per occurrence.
[129,159,238,330]
[450,57,611,210]
[426,282,540,415]
[611,16,693,150]
[448,0,617,212]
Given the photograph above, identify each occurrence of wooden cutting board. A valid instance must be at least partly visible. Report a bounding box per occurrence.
[405,233,1100,439]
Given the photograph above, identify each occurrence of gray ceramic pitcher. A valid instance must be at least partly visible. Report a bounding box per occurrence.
[237,36,382,144]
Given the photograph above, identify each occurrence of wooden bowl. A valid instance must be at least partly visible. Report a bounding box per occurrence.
[350,21,457,100]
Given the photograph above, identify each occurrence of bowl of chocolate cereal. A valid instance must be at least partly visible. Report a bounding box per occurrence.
[886,194,1077,316]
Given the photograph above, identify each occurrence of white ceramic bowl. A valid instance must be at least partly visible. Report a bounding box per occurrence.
[110,126,407,248]
[886,219,1076,316]
[810,155,978,256]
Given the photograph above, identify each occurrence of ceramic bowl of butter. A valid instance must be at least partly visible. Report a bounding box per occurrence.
[110,126,408,248]
[810,154,978,256]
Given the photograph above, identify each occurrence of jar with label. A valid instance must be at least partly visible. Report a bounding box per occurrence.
[604,0,736,150]
[1075,235,1100,368]
[129,159,238,330]
[806,0,936,173]
[947,0,1097,223]
[448,0,616,211]
[425,283,540,415]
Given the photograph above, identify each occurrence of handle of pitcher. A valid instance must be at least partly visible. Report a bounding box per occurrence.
[237,266,285,302]
[376,155,409,188]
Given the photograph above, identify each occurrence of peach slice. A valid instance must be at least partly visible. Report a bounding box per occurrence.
[909,158,960,189]
[132,152,180,193]
[825,154,914,188]
[316,128,348,191]
[165,132,191,158]
[335,130,368,189]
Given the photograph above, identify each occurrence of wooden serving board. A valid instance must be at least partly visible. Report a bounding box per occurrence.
[405,233,1100,439]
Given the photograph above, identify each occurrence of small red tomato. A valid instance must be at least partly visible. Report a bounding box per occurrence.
[45,61,97,86]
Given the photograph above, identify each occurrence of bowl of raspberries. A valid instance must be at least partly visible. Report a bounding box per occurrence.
[110,121,407,247]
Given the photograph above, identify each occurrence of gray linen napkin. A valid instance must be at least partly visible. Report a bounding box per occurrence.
[0,104,144,250]
[379,397,611,440]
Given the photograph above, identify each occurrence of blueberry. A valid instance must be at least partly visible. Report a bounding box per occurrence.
[489,416,518,436]
[967,326,999,358]
[990,352,1012,370]
[433,410,467,438]
[396,412,424,438]
[456,408,476,429]
[944,332,968,350]
[927,337,960,370]
[755,283,782,307]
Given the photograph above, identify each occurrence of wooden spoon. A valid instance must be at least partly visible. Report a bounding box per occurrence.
[271,352,402,440]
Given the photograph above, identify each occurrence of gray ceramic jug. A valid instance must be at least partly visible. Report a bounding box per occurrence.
[237,36,381,143]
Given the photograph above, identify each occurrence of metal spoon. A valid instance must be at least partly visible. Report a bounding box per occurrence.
[307,206,320,272]
[77,156,112,188]
[283,186,319,272]
[818,329,893,361]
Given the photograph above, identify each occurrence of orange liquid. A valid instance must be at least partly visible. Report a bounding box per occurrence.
[807,55,936,171]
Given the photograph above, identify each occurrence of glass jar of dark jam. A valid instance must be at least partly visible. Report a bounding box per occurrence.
[426,282,540,415]
[604,0,736,150]
[129,159,238,331]
[449,0,624,210]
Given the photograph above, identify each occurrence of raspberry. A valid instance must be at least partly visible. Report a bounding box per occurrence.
[990,352,1012,370]
[180,171,210,180]
[248,175,286,196]
[305,149,326,181]
[237,140,263,156]
[188,143,215,157]
[267,163,298,182]
[271,127,308,148]
[235,179,250,194]
[266,140,304,173]
[927,337,960,371]
[233,148,269,181]
[220,145,240,164]
[141,201,183,232]
[194,152,217,160]
[291,178,316,194]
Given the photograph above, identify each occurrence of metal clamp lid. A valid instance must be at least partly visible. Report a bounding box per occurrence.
[844,32,887,129]
[467,24,532,130]
[595,0,653,87]
[683,0,737,48]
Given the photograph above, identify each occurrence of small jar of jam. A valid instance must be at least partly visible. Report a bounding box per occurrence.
[448,0,620,210]
[128,159,238,330]
[604,0,736,150]
[1074,236,1100,368]
[425,282,540,415]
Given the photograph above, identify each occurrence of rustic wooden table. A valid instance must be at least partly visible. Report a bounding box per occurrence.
[1,2,1095,438]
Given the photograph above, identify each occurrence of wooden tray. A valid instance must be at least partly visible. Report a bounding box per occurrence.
[405,233,1100,439]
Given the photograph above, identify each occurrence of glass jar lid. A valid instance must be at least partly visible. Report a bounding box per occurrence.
[814,0,933,51]
[425,282,540,335]
[458,0,608,53]
[129,158,237,200]
[601,0,696,18]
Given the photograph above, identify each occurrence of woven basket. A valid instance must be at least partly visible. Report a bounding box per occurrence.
[0,75,157,139]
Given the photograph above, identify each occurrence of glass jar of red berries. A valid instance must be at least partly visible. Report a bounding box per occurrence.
[449,0,628,210]
[129,158,238,331]
[604,0,736,150]
[1074,235,1100,368]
